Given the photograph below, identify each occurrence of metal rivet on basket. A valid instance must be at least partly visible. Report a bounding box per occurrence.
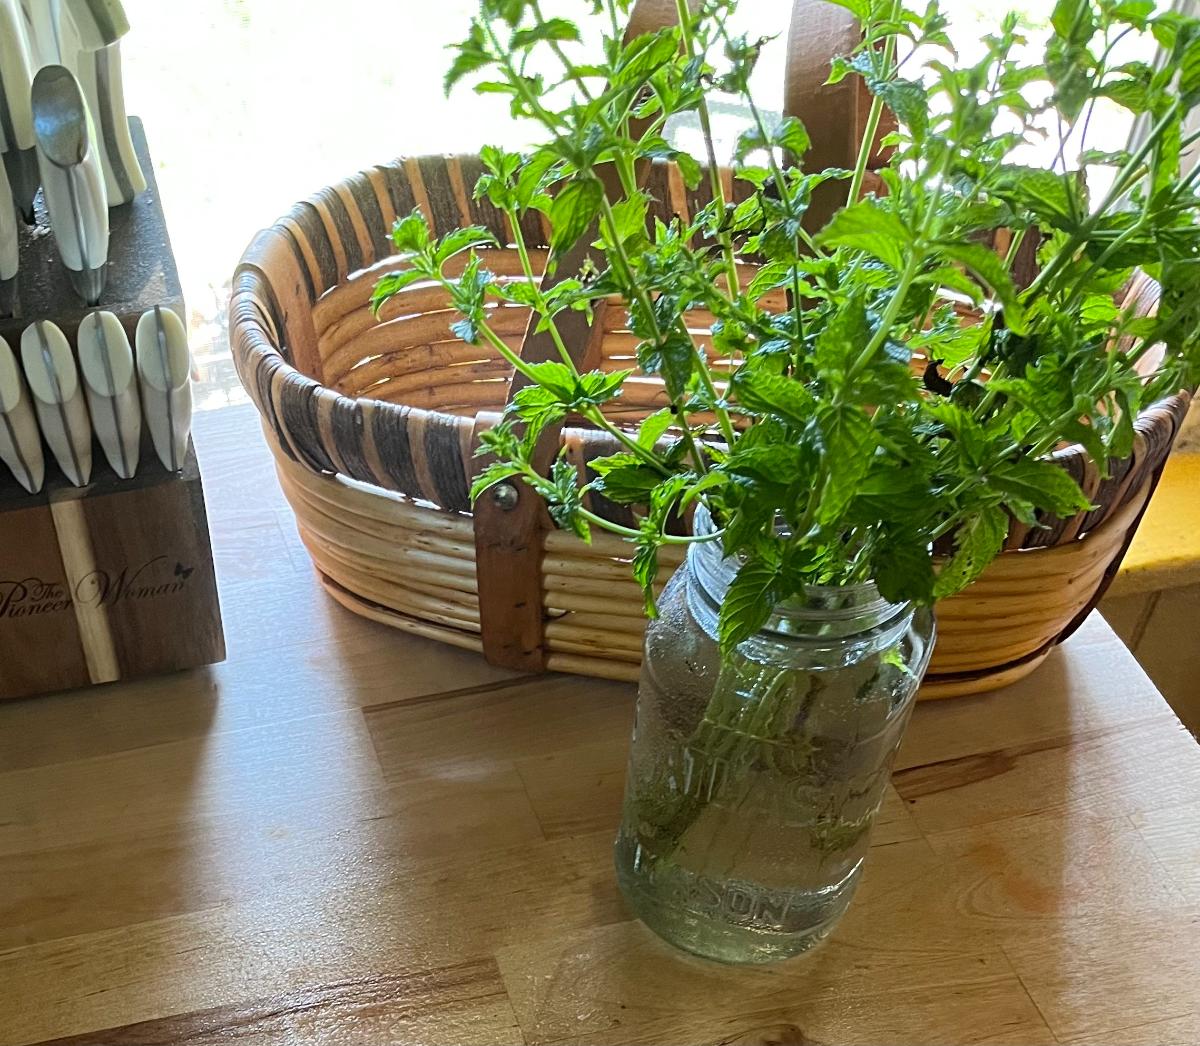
[491,482,519,511]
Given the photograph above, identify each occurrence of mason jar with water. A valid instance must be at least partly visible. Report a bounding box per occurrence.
[614,507,935,963]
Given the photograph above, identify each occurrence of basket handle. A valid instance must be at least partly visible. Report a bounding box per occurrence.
[785,0,896,229]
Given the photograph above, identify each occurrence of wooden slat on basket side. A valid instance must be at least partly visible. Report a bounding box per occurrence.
[237,228,322,381]
[229,277,294,465]
[231,258,475,510]
[342,170,389,264]
[282,201,339,297]
[312,184,363,277]
[417,155,464,239]
[1052,395,1191,639]
[457,153,510,244]
[379,161,420,233]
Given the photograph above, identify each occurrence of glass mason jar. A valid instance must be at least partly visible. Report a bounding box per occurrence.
[614,510,935,964]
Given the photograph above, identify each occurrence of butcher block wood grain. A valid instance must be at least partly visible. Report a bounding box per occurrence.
[1,404,1199,1046]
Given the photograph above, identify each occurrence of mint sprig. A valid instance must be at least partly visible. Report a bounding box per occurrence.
[376,0,1200,657]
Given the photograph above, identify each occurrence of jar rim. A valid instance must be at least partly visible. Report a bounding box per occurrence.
[688,504,908,629]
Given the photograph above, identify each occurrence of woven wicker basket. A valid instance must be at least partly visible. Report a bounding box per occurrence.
[230,150,1188,697]
[230,3,1191,698]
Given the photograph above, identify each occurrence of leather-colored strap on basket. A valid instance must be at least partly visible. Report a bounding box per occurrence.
[784,0,897,229]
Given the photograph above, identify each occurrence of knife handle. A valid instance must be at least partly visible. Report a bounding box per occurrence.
[0,163,17,316]
[0,335,45,493]
[136,307,192,473]
[78,310,140,479]
[76,39,144,204]
[19,320,92,487]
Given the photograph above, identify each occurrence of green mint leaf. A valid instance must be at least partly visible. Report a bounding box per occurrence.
[718,553,783,655]
[675,152,702,190]
[607,192,650,247]
[814,291,869,379]
[937,241,1027,334]
[493,280,540,307]
[521,360,578,400]
[509,384,567,442]
[1180,35,1200,105]
[990,458,1092,517]
[434,226,498,266]
[575,369,631,407]
[638,331,694,400]
[1112,0,1154,24]
[819,0,870,22]
[636,408,674,450]
[815,403,875,524]
[934,505,1009,599]
[993,166,1084,233]
[546,458,590,541]
[550,178,604,257]
[746,261,813,302]
[371,268,428,314]
[731,368,816,430]
[447,253,493,344]
[1099,78,1152,113]
[470,462,523,504]
[875,78,928,141]
[611,29,680,91]
[874,527,936,605]
[815,200,912,271]
[1051,0,1096,43]
[590,458,661,504]
[391,210,431,254]
[477,420,521,461]
[444,25,490,95]
[776,116,811,159]
[511,17,580,49]
[633,526,661,618]
[926,400,988,467]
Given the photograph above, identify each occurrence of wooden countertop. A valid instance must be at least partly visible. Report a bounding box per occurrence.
[2,405,1199,1046]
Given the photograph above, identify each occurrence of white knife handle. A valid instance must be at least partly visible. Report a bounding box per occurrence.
[136,306,192,473]
[76,40,143,204]
[18,0,68,67]
[31,64,109,303]
[0,0,37,150]
[0,161,17,316]
[37,143,107,270]
[78,310,140,479]
[61,0,127,51]
[20,320,93,487]
[0,335,45,493]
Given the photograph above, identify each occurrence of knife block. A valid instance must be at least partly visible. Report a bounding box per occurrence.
[0,446,225,700]
[0,117,225,700]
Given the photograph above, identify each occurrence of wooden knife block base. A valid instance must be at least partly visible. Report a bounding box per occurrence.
[0,447,225,700]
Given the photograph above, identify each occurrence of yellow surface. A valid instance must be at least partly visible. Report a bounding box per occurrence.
[1112,452,1200,597]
